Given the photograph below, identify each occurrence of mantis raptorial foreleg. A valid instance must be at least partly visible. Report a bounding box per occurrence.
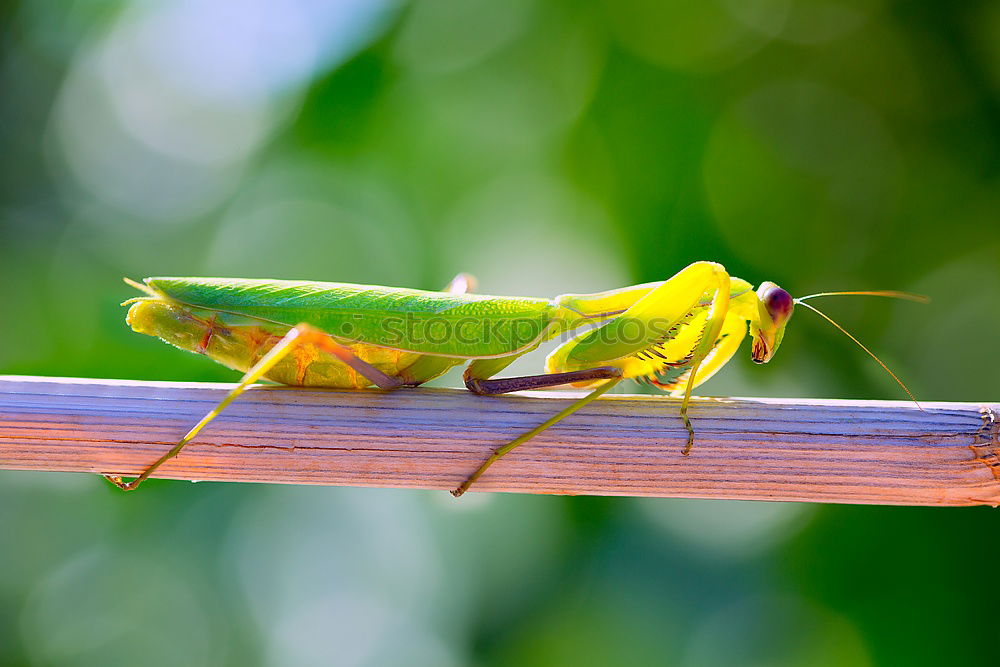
[452,263,734,495]
[554,261,733,456]
[674,271,730,454]
[104,323,405,491]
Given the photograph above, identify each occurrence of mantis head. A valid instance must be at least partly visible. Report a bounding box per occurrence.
[749,281,794,364]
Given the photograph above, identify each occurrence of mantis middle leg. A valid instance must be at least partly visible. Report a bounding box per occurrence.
[453,357,623,497]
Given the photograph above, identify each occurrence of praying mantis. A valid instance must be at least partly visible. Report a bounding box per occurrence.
[107,261,923,496]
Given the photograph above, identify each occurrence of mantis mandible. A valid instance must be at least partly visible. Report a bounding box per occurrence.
[107,261,923,495]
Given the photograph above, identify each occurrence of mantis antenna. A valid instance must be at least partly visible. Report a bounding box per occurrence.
[796,290,929,304]
[792,290,927,408]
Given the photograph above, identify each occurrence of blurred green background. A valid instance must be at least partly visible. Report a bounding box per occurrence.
[2,0,999,665]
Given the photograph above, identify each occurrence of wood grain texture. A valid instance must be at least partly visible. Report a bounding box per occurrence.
[1,375,997,505]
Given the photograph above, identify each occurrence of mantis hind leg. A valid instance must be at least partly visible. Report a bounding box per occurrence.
[104,323,404,492]
[444,272,477,294]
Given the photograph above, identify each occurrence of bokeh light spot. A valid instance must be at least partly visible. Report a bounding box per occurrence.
[637,498,814,560]
[683,594,872,667]
[605,0,790,72]
[703,79,899,273]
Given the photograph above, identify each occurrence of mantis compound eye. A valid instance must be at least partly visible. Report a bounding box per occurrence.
[758,282,794,327]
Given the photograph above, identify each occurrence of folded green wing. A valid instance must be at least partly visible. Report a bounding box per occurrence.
[144,277,558,358]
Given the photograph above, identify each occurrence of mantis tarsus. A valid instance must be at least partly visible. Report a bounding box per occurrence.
[107,261,924,495]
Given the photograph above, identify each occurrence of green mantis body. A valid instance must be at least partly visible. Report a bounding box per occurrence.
[109,262,815,494]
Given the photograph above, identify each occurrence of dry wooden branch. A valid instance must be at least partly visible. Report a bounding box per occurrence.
[0,375,997,505]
